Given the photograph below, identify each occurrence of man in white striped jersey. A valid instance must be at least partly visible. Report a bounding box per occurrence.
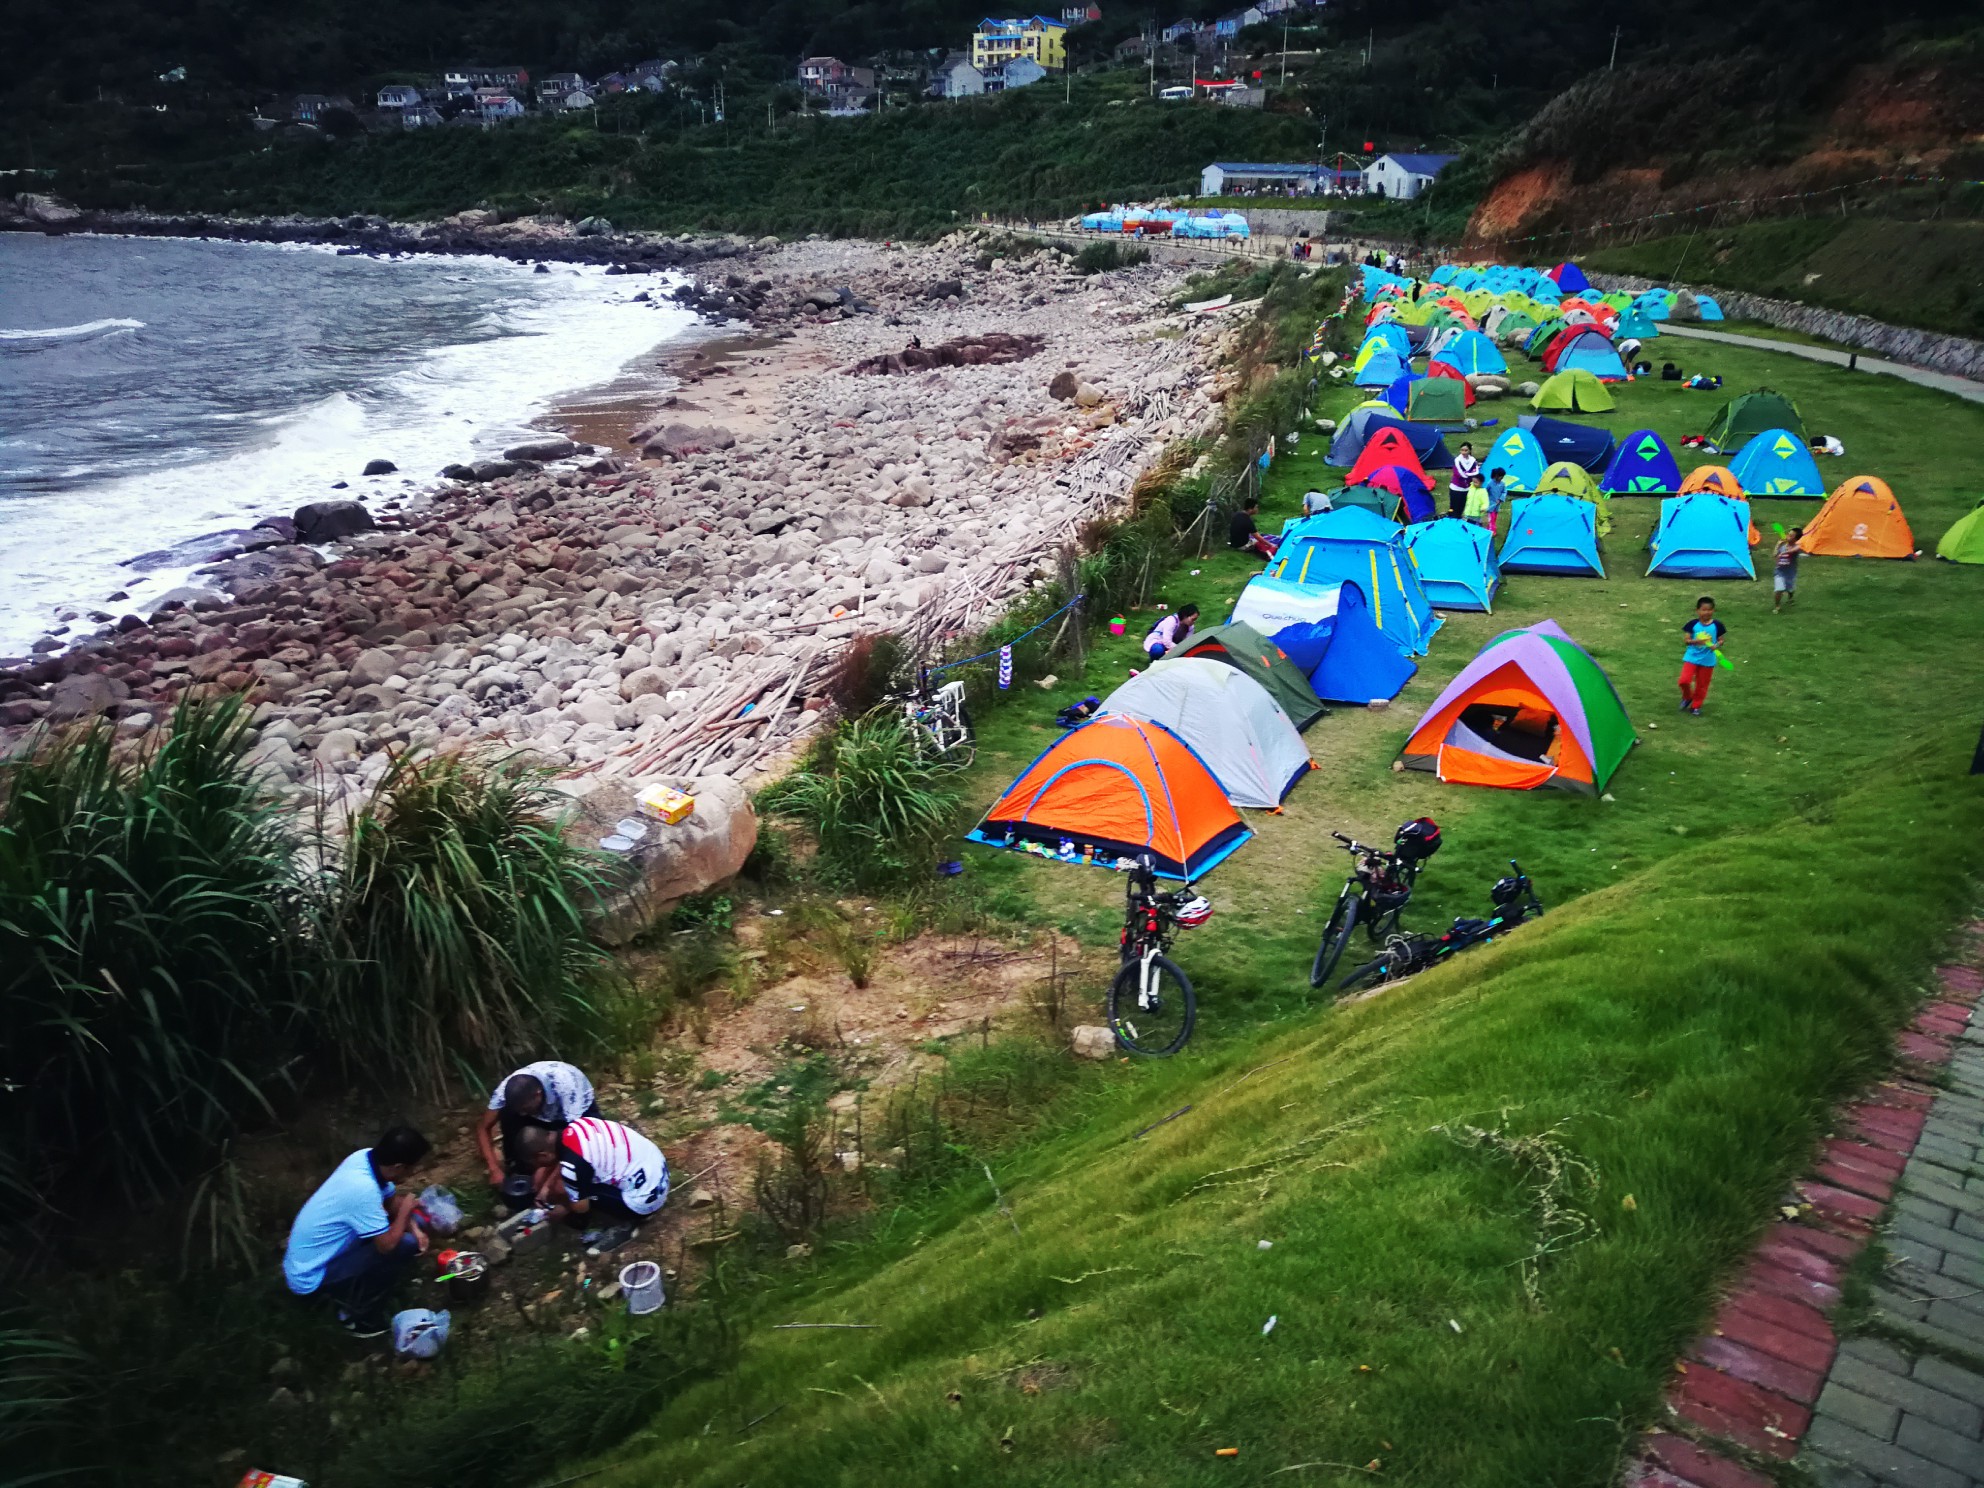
[519,1116,669,1254]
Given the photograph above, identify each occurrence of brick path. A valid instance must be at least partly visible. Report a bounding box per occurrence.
[1624,935,1984,1488]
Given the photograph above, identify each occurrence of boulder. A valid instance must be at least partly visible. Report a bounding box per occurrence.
[1047,370,1079,401]
[575,216,613,237]
[46,672,122,722]
[293,500,375,545]
[503,437,577,463]
[18,194,82,227]
[923,279,964,300]
[348,649,401,686]
[562,775,758,946]
[620,666,669,700]
[1074,383,1104,408]
[1071,1025,1116,1060]
[362,458,398,476]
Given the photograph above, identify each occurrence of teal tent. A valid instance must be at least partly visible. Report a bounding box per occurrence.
[1499,496,1606,577]
[1647,494,1755,579]
[1729,428,1825,497]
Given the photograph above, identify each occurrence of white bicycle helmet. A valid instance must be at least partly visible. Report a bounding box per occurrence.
[1174,895,1214,929]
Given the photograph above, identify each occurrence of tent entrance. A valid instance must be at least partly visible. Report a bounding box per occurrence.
[1438,703,1562,789]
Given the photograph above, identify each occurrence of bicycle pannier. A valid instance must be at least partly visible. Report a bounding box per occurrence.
[1394,817,1442,864]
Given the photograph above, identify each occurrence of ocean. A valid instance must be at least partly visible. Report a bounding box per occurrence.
[0,232,695,654]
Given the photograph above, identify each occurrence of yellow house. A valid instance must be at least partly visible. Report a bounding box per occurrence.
[970,16,1068,72]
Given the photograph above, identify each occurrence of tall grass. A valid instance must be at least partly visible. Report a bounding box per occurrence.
[0,700,306,1209]
[759,713,962,889]
[313,750,612,1096]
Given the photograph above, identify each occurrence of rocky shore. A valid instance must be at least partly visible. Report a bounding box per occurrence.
[0,226,1230,835]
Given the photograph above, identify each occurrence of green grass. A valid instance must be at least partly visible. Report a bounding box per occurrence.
[561,327,1984,1485]
[1582,216,1984,340]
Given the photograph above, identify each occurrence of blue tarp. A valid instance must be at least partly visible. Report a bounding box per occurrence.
[1403,518,1501,611]
[1499,495,1606,577]
[1600,429,1684,495]
[1647,494,1756,579]
[1729,427,1825,497]
[1519,415,1616,471]
[1268,508,1443,655]
[1231,577,1417,704]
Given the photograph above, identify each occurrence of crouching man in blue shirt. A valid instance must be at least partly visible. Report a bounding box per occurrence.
[283,1125,431,1338]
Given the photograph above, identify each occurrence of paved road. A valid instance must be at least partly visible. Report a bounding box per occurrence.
[1801,970,1984,1487]
[1661,325,1984,407]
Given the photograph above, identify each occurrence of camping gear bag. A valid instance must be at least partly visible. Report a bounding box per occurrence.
[1394,817,1443,863]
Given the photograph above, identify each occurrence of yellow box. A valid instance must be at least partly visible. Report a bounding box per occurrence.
[636,784,695,825]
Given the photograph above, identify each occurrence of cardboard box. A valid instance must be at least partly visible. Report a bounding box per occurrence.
[636,784,695,825]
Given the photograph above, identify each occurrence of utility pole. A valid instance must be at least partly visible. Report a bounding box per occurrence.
[1609,26,1621,69]
[1280,15,1289,85]
[1365,29,1373,68]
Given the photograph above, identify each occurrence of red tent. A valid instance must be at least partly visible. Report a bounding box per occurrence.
[1344,426,1430,487]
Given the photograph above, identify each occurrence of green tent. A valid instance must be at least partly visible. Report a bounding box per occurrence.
[1407,377,1467,422]
[1496,311,1538,346]
[1330,485,1390,517]
[1532,369,1616,413]
[1703,387,1805,450]
[1177,623,1328,731]
[1938,501,1984,564]
[1525,317,1568,357]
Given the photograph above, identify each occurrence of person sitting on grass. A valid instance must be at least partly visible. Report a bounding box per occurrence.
[1142,603,1199,663]
[1678,594,1727,717]
[283,1125,431,1339]
[518,1116,670,1255]
[1227,497,1279,561]
[1773,527,1803,613]
[476,1060,599,1200]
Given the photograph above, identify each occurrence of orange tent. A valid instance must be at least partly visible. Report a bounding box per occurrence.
[1680,465,1744,497]
[1801,475,1916,559]
[1345,426,1430,487]
[967,715,1250,880]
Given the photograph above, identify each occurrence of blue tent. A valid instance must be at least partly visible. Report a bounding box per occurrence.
[1600,429,1684,495]
[1729,428,1825,497]
[1380,370,1426,413]
[1549,262,1592,294]
[1268,508,1443,655]
[1614,310,1660,341]
[1647,494,1756,579]
[1403,518,1501,611]
[1358,323,1413,359]
[1499,495,1606,577]
[1230,577,1417,704]
[1326,407,1454,470]
[1355,351,1409,388]
[1432,329,1508,376]
[1486,427,1548,492]
[1360,265,1412,300]
[1553,329,1630,381]
[1520,415,1615,471]
[1697,296,1725,321]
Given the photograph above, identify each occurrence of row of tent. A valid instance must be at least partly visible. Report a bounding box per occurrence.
[968,612,1649,877]
[1077,207,1252,239]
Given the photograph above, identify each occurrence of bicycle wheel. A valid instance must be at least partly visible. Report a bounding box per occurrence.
[1108,954,1196,1057]
[946,702,977,767]
[1335,956,1393,995]
[1309,893,1360,989]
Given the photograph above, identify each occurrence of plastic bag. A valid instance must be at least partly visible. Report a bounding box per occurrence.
[392,1308,451,1359]
[416,1185,463,1235]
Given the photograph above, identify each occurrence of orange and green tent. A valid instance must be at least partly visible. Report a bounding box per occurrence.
[967,715,1250,879]
[1399,620,1636,793]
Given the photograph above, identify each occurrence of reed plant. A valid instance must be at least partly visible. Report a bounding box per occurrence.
[0,699,307,1209]
[758,713,962,889]
[312,750,612,1096]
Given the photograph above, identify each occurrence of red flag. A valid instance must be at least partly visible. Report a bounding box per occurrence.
[1364,140,1374,152]
[1251,69,1261,79]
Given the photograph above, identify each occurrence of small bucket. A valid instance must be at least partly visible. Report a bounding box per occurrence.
[620,1260,665,1316]
[445,1253,489,1305]
[1108,615,1127,636]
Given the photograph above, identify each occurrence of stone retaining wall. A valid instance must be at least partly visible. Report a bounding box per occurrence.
[1588,271,1984,381]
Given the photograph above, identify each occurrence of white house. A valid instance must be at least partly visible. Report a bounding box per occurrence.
[561,89,596,110]
[376,85,423,109]
[1363,152,1458,200]
[537,72,588,103]
[934,52,986,98]
[401,104,443,128]
[997,57,1049,90]
[1200,161,1325,195]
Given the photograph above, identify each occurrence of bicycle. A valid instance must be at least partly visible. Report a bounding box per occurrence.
[1336,860,1544,995]
[1308,819,1442,990]
[1107,855,1213,1057]
[887,670,975,766]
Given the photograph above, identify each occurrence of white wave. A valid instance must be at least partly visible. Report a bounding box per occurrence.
[0,317,145,343]
[0,257,693,653]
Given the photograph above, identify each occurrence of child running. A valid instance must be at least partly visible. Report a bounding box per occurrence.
[1773,527,1802,613]
[1678,594,1727,716]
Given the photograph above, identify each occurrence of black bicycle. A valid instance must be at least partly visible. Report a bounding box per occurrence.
[1108,856,1213,1057]
[1308,820,1442,989]
[886,670,975,766]
[1336,860,1544,994]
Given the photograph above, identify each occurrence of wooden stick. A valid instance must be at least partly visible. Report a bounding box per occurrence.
[772,1322,879,1330]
